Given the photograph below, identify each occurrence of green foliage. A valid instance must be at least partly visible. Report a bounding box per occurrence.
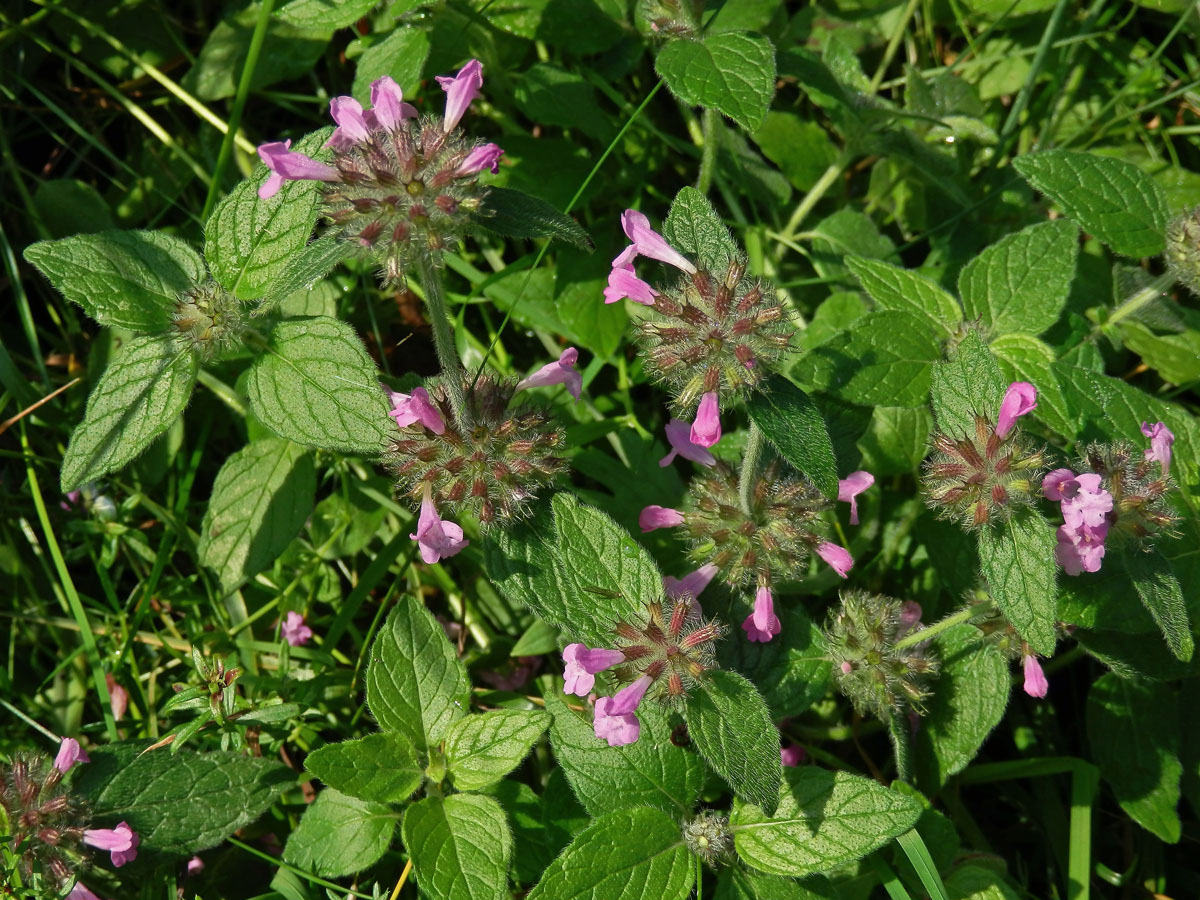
[929,329,1007,441]
[304,732,424,803]
[662,186,739,272]
[283,789,397,877]
[977,512,1058,655]
[473,187,593,249]
[846,255,962,338]
[402,794,513,900]
[657,33,776,133]
[746,376,839,498]
[444,709,550,791]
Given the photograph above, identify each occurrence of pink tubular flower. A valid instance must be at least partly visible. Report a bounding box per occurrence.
[328,96,371,147]
[54,737,89,773]
[515,347,582,401]
[897,601,923,635]
[1061,473,1113,530]
[105,673,128,722]
[742,586,782,643]
[1141,421,1175,475]
[815,541,854,578]
[388,386,446,434]
[410,489,469,564]
[437,59,484,132]
[605,263,659,306]
[593,675,652,747]
[562,643,626,696]
[1023,655,1049,698]
[659,419,716,467]
[1042,468,1079,502]
[1054,522,1108,575]
[367,76,417,131]
[83,822,139,867]
[780,743,806,767]
[639,505,684,532]
[996,381,1037,439]
[186,856,205,876]
[664,563,719,603]
[281,611,313,647]
[456,142,504,176]
[68,885,103,900]
[837,471,874,525]
[256,140,338,200]
[620,210,697,274]
[690,392,721,448]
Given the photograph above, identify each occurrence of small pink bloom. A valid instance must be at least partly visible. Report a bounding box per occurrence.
[515,347,582,401]
[562,643,626,697]
[68,885,103,900]
[659,419,715,467]
[620,209,697,274]
[186,855,205,876]
[388,386,446,434]
[664,563,719,603]
[368,76,417,131]
[1061,474,1112,530]
[256,140,338,199]
[1042,468,1079,502]
[837,471,874,525]
[780,743,806,767]
[639,505,683,532]
[456,142,504,176]
[329,96,371,147]
[897,601,923,635]
[1054,522,1108,575]
[742,586,781,643]
[437,59,484,132]
[815,541,854,578]
[1022,655,1049,698]
[54,737,89,773]
[690,392,721,448]
[105,673,128,722]
[593,676,652,747]
[84,821,139,867]
[604,263,659,305]
[410,491,469,564]
[61,489,81,510]
[281,611,313,647]
[1141,421,1175,475]
[840,660,853,675]
[996,381,1037,439]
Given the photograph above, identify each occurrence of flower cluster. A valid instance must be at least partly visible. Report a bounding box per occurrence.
[1045,468,1114,575]
[1165,204,1200,296]
[256,62,500,283]
[172,280,244,360]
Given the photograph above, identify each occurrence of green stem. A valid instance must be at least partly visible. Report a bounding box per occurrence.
[201,0,275,222]
[888,712,913,784]
[738,421,766,515]
[997,0,1070,148]
[416,254,468,425]
[775,150,853,255]
[695,852,703,900]
[695,107,719,196]
[867,0,920,94]
[893,602,986,651]
[1103,271,1176,329]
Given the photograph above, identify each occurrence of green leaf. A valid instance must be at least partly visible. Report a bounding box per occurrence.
[989,333,1074,439]
[511,619,560,657]
[473,187,593,250]
[656,32,776,132]
[402,794,512,900]
[914,624,1011,788]
[1118,319,1200,385]
[729,768,922,877]
[746,376,839,498]
[61,334,198,492]
[74,742,292,855]
[715,867,829,900]
[24,230,205,332]
[33,179,114,238]
[256,237,348,314]
[444,709,550,791]
[858,406,933,477]
[684,670,782,816]
[808,208,896,282]
[350,25,430,103]
[526,807,693,900]
[482,775,586,886]
[304,732,423,804]
[846,256,962,338]
[1012,150,1169,258]
[1086,672,1182,843]
[1126,550,1193,662]
[794,311,940,408]
[197,437,315,594]
[545,693,705,817]
[957,220,1079,336]
[366,597,470,751]
[662,185,739,272]
[283,789,396,877]
[483,505,581,635]
[245,316,390,456]
[277,0,381,29]
[944,866,1021,900]
[515,64,615,143]
[752,111,839,193]
[929,329,1008,440]
[977,511,1058,655]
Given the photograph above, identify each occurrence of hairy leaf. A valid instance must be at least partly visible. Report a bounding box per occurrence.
[746,376,839,498]
[304,732,423,804]
[662,186,738,272]
[473,187,593,250]
[283,789,396,877]
[977,511,1058,656]
[929,328,1008,440]
[1126,550,1193,662]
[402,794,512,900]
[846,255,961,337]
[444,709,550,791]
[656,33,776,132]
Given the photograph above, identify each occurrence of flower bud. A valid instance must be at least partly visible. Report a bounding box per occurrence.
[682,811,733,865]
[173,281,244,360]
[1165,205,1200,297]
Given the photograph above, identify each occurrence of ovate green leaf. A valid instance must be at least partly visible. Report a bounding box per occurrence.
[304,732,423,804]
[277,0,382,30]
[662,185,738,272]
[473,187,593,250]
[929,329,1008,441]
[977,511,1058,655]
[402,794,512,900]
[656,33,776,132]
[444,709,550,791]
[746,376,839,498]
[1126,550,1193,662]
[283,789,396,877]
[846,255,962,337]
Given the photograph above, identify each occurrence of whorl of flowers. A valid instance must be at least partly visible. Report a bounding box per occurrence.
[2,752,88,889]
[172,280,244,360]
[1165,204,1200,297]
[682,811,734,865]
[1076,439,1178,547]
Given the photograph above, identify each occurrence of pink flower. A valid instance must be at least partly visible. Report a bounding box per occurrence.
[742,586,781,643]
[515,347,582,401]
[837,471,874,525]
[840,661,853,674]
[1054,522,1108,575]
[84,821,139,867]
[690,392,721,448]
[995,381,1037,439]
[1022,655,1049,698]
[664,563,719,603]
[593,676,652,747]
[620,210,697,274]
[68,885,103,900]
[604,263,659,306]
[1061,473,1112,530]
[328,95,371,148]
[1042,468,1079,502]
[105,673,128,722]
[897,601,923,635]
[659,419,715,467]
[456,142,504,176]
[562,643,626,696]
[388,386,446,434]
[367,76,417,131]
[639,505,683,532]
[256,140,338,199]
[186,856,205,876]
[281,611,313,647]
[437,59,484,132]
[780,743,806,767]
[54,737,89,773]
[815,541,854,578]
[410,490,469,564]
[1141,421,1175,475]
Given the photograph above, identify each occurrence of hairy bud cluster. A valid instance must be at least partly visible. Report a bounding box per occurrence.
[965,593,1026,659]
[921,415,1046,530]
[609,597,727,704]
[825,591,938,719]
[1,753,87,889]
[386,375,566,527]
[637,257,793,412]
[638,0,703,37]
[682,811,733,865]
[173,281,244,360]
[1077,442,1178,545]
[1165,205,1200,296]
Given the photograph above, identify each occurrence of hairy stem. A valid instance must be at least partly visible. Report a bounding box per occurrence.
[416,254,468,425]
[739,421,766,515]
[696,107,719,196]
[889,712,913,784]
[1104,271,1177,329]
[893,601,989,651]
